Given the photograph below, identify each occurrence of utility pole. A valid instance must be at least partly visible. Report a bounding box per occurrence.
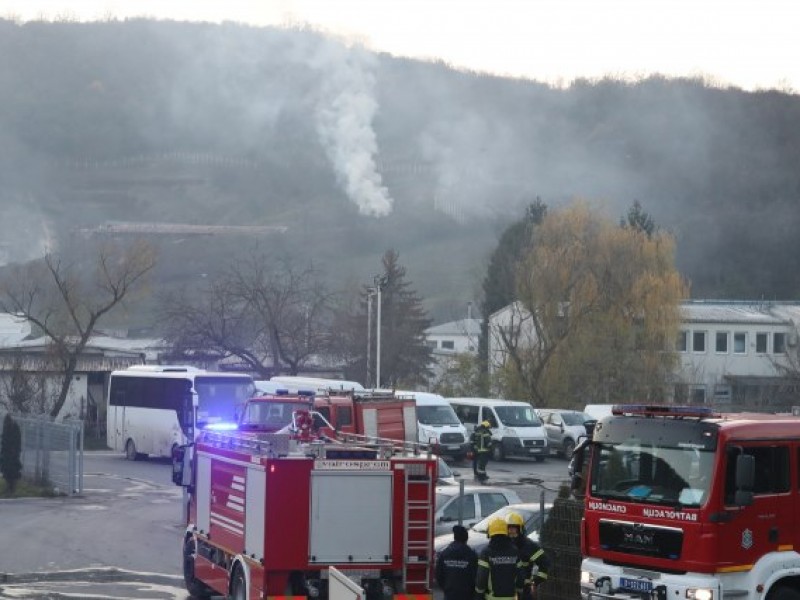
[366,288,376,387]
[374,274,388,388]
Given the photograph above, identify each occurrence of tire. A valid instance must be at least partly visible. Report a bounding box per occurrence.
[183,537,213,599]
[563,439,576,460]
[535,455,546,463]
[125,439,139,461]
[492,443,505,461]
[769,586,800,600]
[230,566,247,600]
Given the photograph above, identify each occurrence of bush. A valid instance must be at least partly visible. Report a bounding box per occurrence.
[1,414,23,492]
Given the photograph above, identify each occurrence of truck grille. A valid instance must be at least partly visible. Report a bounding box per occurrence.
[440,433,465,444]
[522,439,545,447]
[599,519,683,560]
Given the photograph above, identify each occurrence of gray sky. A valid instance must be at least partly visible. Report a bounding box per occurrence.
[3,0,798,92]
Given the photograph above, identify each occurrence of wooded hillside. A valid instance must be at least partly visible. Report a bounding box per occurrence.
[1,18,799,327]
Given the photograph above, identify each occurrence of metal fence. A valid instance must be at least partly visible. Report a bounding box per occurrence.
[0,412,84,495]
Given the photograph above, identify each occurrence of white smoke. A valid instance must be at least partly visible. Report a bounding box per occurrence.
[313,41,393,217]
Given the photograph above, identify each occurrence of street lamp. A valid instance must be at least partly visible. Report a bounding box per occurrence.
[373,274,388,388]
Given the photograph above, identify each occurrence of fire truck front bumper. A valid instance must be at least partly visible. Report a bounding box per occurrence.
[580,558,721,600]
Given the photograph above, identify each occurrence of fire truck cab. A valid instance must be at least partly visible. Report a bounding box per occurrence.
[174,425,437,600]
[580,404,800,600]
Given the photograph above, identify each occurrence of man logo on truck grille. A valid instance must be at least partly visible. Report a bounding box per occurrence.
[741,528,753,550]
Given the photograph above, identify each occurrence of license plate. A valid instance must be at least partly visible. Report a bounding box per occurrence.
[446,445,459,450]
[619,577,652,593]
[528,448,539,453]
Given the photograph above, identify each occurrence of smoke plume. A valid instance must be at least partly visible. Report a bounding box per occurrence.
[313,41,393,217]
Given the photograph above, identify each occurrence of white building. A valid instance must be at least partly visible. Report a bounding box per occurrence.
[487,300,800,410]
[675,301,800,409]
[425,318,482,355]
[424,317,482,382]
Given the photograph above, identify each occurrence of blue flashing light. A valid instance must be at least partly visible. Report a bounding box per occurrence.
[204,422,239,431]
[611,404,717,418]
[298,389,315,397]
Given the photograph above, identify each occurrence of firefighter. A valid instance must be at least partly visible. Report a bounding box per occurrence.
[506,512,549,600]
[474,517,520,600]
[471,420,493,482]
[436,524,478,600]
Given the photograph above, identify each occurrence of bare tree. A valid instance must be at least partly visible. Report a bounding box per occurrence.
[0,240,157,418]
[158,251,333,377]
[0,352,57,414]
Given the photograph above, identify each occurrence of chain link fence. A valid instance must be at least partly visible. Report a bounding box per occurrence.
[0,412,84,495]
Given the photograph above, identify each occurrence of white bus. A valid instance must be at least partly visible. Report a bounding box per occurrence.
[107,365,254,460]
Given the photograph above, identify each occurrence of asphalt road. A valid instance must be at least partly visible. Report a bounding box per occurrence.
[0,451,572,599]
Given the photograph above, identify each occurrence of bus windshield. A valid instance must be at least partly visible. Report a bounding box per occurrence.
[591,441,715,508]
[195,376,254,426]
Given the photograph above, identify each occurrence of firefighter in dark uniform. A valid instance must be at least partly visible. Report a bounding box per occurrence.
[506,512,549,600]
[471,420,493,482]
[474,517,520,600]
[436,524,478,600]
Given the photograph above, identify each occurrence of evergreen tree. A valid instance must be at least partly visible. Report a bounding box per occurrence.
[336,250,433,388]
[478,199,547,391]
[621,200,656,238]
[1,414,23,493]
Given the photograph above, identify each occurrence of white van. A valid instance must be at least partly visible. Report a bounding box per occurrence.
[448,398,549,462]
[268,376,365,394]
[397,391,470,459]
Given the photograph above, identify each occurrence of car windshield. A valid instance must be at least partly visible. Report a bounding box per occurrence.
[562,412,592,426]
[495,405,542,427]
[418,405,461,425]
[240,400,311,428]
[472,506,541,533]
[591,441,714,508]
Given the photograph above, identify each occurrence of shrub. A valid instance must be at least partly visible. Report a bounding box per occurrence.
[1,414,23,493]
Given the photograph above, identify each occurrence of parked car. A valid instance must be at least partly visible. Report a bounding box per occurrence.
[437,457,460,486]
[434,502,552,568]
[538,408,595,459]
[434,485,522,535]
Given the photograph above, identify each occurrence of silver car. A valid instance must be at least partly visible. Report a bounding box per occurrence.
[433,485,521,535]
[538,409,595,459]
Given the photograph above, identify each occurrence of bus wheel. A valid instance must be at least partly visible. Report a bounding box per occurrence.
[230,566,246,600]
[125,439,139,461]
[182,537,213,599]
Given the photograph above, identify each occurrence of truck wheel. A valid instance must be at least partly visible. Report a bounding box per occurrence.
[125,439,139,461]
[230,567,246,600]
[563,439,576,460]
[183,538,213,599]
[492,444,505,461]
[534,455,546,463]
[769,587,800,600]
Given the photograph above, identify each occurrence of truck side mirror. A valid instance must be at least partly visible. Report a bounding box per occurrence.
[172,444,193,487]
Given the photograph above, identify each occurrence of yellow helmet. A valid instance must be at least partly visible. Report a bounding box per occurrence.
[506,512,525,534]
[487,517,508,538]
[481,420,491,428]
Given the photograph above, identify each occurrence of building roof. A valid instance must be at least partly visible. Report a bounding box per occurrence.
[681,300,800,325]
[426,318,482,337]
[0,313,31,346]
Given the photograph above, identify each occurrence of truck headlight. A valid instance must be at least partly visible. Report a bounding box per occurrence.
[580,571,594,585]
[687,589,713,600]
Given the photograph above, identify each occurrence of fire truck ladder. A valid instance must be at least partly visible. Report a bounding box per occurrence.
[403,462,434,591]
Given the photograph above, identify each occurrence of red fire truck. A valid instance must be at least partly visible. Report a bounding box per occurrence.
[579,404,800,600]
[173,421,437,600]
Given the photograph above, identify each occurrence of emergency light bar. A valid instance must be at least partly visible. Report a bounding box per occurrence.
[611,404,719,419]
